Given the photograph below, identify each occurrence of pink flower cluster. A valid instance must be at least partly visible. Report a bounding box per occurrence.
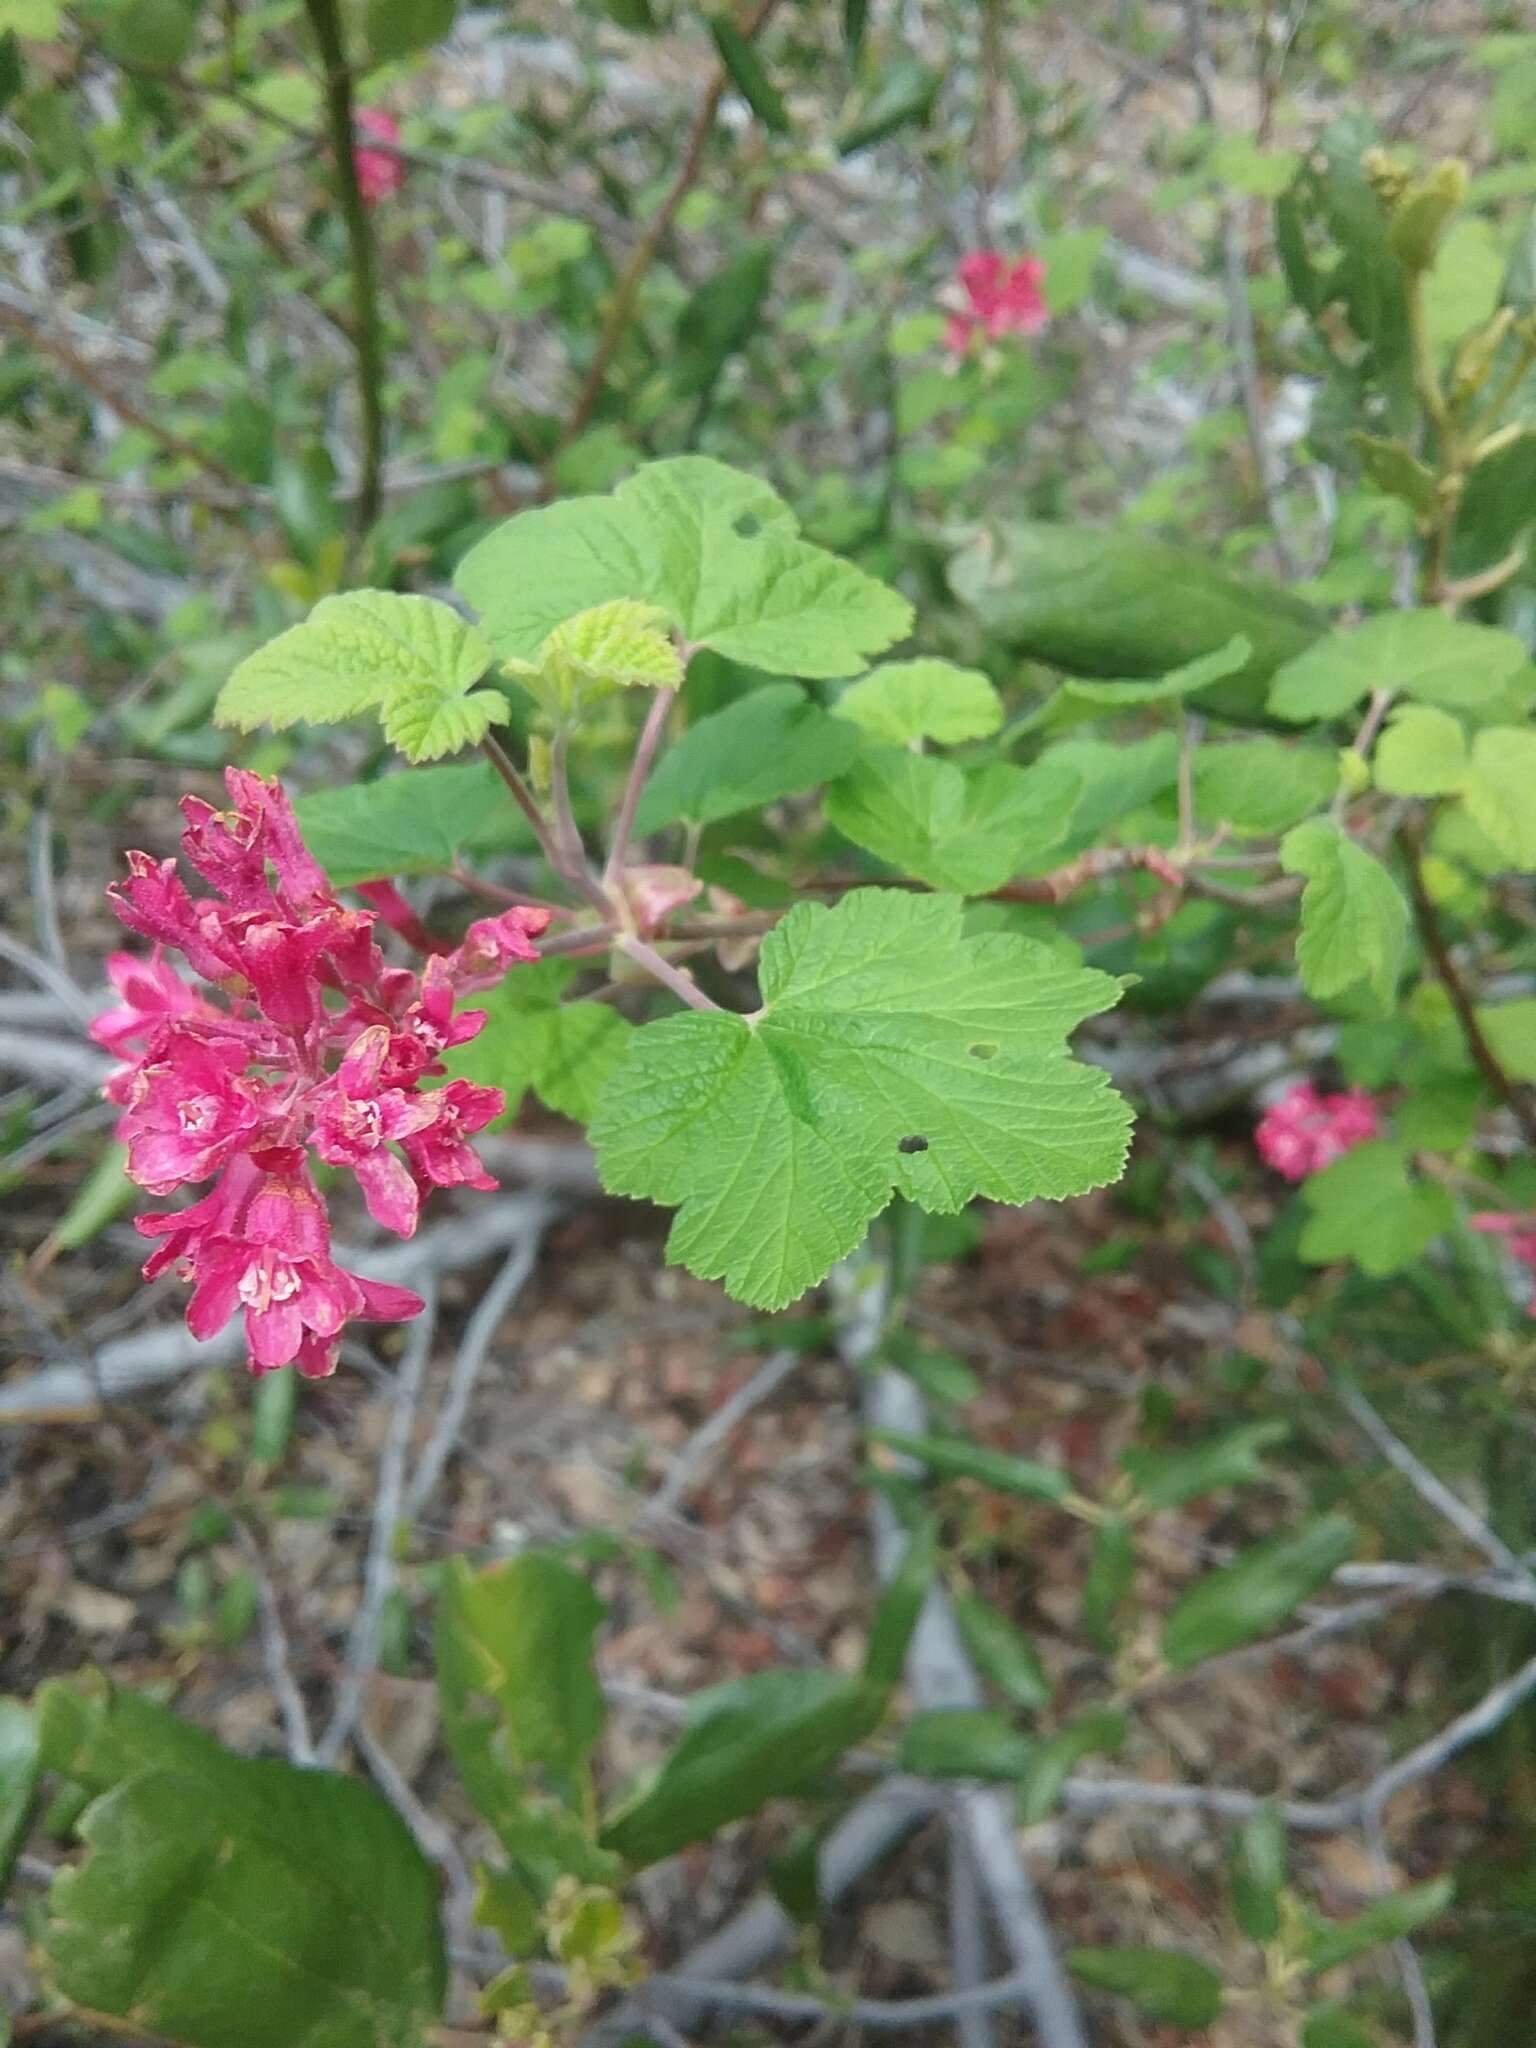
[1254,1082,1380,1182]
[96,770,548,1380]
[1472,1213,1536,1316]
[354,108,405,209]
[944,250,1048,356]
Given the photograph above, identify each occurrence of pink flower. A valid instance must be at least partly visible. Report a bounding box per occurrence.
[1472,1212,1536,1316]
[1255,1082,1381,1182]
[354,109,405,209]
[103,769,546,1377]
[620,864,703,936]
[943,250,1048,357]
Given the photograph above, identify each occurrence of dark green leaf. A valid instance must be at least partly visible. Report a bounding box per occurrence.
[864,1518,938,1689]
[951,523,1324,721]
[1303,1876,1454,1974]
[44,1758,445,2048]
[635,683,860,831]
[1067,1946,1224,2026]
[1121,1422,1289,1510]
[872,1429,1071,1504]
[365,0,456,62]
[294,763,533,888]
[951,1593,1051,1712]
[898,1709,1034,1780]
[0,31,24,114]
[1230,1802,1287,1942]
[768,1824,823,1925]
[1017,1708,1126,1825]
[1302,2007,1382,2048]
[1081,1519,1135,1651]
[0,1699,38,1894]
[709,19,788,130]
[1349,432,1440,519]
[837,56,941,155]
[671,241,778,400]
[1161,1516,1356,1670]
[36,1675,226,1795]
[600,1669,887,1868]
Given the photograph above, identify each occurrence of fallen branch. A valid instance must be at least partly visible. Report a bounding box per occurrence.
[646,1346,803,1519]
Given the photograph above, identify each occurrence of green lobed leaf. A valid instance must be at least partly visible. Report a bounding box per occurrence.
[1194,741,1338,836]
[1280,818,1409,1013]
[872,1428,1071,1504]
[833,658,1003,747]
[1268,610,1528,722]
[1121,1421,1289,1510]
[634,682,859,831]
[442,959,633,1125]
[43,1754,444,2048]
[1303,1876,1454,1974]
[454,457,913,679]
[589,891,1132,1309]
[1299,1140,1455,1277]
[826,750,1082,893]
[1372,704,1467,795]
[951,523,1323,721]
[1461,726,1536,865]
[0,1698,37,1895]
[1036,732,1179,846]
[379,683,509,764]
[951,1593,1051,1712]
[1161,1515,1356,1670]
[1017,1708,1126,1825]
[216,592,495,735]
[599,1669,887,1868]
[502,599,683,717]
[1230,1803,1287,1943]
[293,763,533,888]
[897,1709,1034,1780]
[1066,1946,1224,2027]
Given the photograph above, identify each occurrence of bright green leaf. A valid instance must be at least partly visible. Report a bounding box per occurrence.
[1195,741,1338,836]
[379,683,508,763]
[1479,998,1536,1081]
[1303,1876,1454,1974]
[216,592,495,735]
[1017,1708,1126,1824]
[1280,818,1409,1012]
[1461,726,1536,865]
[590,891,1132,1309]
[635,683,858,831]
[1019,636,1253,737]
[443,960,633,1125]
[834,658,1003,747]
[1067,1946,1223,2026]
[1299,1140,1455,1276]
[898,1709,1034,1780]
[826,750,1082,893]
[293,763,532,889]
[1121,1422,1289,1510]
[951,1593,1051,1712]
[864,1519,938,1689]
[874,1428,1072,1504]
[1231,1803,1287,1943]
[1161,1515,1356,1669]
[0,1699,37,1894]
[1268,610,1527,722]
[454,457,912,679]
[1373,704,1467,795]
[502,599,682,717]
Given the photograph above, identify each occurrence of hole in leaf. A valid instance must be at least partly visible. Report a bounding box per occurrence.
[733,512,762,538]
[969,1042,998,1061]
[898,1135,929,1155]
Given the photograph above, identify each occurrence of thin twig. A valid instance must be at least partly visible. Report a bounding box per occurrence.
[1363,1806,1438,2048]
[315,1286,438,1767]
[949,1822,999,2048]
[233,1521,315,1765]
[404,1225,548,1520]
[643,1967,1041,2030]
[647,1347,803,1518]
[0,930,97,1028]
[617,934,723,1012]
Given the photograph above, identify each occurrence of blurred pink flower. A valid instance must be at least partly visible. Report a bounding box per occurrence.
[1472,1212,1536,1316]
[354,108,405,209]
[944,250,1048,356]
[1255,1082,1380,1182]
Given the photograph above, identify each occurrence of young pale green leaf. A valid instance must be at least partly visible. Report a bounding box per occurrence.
[1372,704,1467,795]
[826,750,1082,894]
[951,1593,1051,1712]
[1299,1140,1455,1277]
[1017,1708,1126,1825]
[599,1670,887,1868]
[590,891,1132,1309]
[1081,1517,1135,1650]
[1268,610,1528,722]
[379,682,508,763]
[1066,1947,1223,2027]
[1461,726,1536,865]
[872,1429,1072,1504]
[502,599,683,716]
[215,591,494,734]
[443,960,633,1125]
[1302,1876,1454,1974]
[1121,1421,1289,1511]
[44,1755,444,2048]
[454,457,913,678]
[634,683,859,831]
[1161,1515,1356,1670]
[833,658,1003,747]
[897,1709,1035,1780]
[1349,431,1441,519]
[293,763,533,888]
[1017,636,1253,737]
[0,1699,37,1895]
[1230,1803,1287,1942]
[1194,741,1338,837]
[864,1518,938,1689]
[1280,818,1409,1013]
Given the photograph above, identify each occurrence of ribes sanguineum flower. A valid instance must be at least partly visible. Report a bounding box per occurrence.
[353,108,405,208]
[1471,1212,1536,1317]
[102,769,549,1378]
[1254,1081,1380,1182]
[943,250,1048,357]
